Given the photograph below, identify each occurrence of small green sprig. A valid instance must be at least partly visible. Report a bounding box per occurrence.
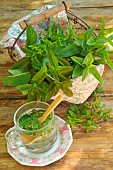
[65,86,113,132]
[19,109,52,130]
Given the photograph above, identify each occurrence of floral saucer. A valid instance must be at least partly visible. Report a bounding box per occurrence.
[6,116,73,166]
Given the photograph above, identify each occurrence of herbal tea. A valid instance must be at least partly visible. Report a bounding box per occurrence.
[13,102,58,153]
[18,109,52,130]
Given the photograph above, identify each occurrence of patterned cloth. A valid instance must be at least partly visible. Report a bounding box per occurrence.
[0,5,68,57]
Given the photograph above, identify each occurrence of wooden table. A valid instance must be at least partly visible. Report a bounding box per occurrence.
[1,1,113,169]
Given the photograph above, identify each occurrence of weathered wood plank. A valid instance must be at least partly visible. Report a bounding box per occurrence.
[1,0,113,8]
[0,62,113,100]
[71,0,113,7]
[0,0,113,40]
[1,6,113,32]
[0,97,113,170]
[71,7,113,29]
[1,1,113,169]
[1,57,113,99]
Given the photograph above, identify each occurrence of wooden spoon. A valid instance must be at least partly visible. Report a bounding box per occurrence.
[24,95,63,146]
[39,95,63,124]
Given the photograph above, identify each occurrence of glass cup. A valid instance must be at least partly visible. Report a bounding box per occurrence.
[5,101,58,153]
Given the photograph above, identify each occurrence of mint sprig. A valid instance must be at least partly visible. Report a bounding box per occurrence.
[19,109,52,130]
[2,19,113,102]
[65,86,113,132]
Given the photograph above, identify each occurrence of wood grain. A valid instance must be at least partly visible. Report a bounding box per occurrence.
[1,0,113,40]
[1,0,113,169]
[1,98,113,170]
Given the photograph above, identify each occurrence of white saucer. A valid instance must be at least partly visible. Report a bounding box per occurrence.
[6,116,73,166]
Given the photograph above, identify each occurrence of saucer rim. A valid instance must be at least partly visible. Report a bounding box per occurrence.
[6,115,73,166]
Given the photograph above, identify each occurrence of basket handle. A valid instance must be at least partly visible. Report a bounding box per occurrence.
[8,1,71,62]
[19,1,71,30]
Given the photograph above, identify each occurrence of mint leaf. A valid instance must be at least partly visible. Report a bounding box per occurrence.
[45,83,57,101]
[57,56,70,66]
[103,54,113,70]
[99,17,105,37]
[61,86,73,97]
[13,57,31,69]
[75,37,85,50]
[52,44,79,58]
[86,38,95,46]
[32,66,47,84]
[8,69,23,75]
[20,46,33,56]
[26,25,37,47]
[94,86,104,93]
[89,65,104,83]
[2,72,31,86]
[19,109,52,130]
[84,28,94,42]
[17,84,32,95]
[57,80,73,97]
[72,64,83,78]
[56,66,73,74]
[82,67,89,81]
[82,52,94,66]
[46,48,58,68]
[104,28,113,35]
[71,56,84,65]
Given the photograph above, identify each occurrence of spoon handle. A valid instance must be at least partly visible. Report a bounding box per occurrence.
[39,95,63,124]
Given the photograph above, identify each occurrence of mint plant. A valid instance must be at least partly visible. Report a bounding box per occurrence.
[65,86,113,132]
[2,18,113,102]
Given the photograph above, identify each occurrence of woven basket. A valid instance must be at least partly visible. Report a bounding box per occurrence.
[1,1,104,104]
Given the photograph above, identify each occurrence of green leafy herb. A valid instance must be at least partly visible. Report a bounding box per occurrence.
[19,109,52,130]
[2,72,31,86]
[65,86,113,132]
[2,18,113,102]
[26,25,37,47]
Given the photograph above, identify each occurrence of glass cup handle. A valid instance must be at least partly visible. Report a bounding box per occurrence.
[5,126,23,149]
